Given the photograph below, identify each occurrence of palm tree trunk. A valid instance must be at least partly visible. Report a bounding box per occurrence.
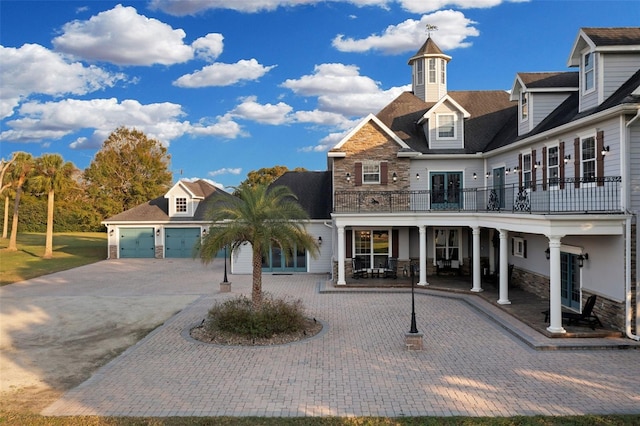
[252,249,263,310]
[7,187,22,251]
[43,188,54,258]
[2,195,8,239]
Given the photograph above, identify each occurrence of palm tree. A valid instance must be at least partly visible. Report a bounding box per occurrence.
[199,184,319,310]
[32,154,75,258]
[7,152,33,251]
[0,153,17,239]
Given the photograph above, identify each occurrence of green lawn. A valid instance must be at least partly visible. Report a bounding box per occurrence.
[0,232,107,285]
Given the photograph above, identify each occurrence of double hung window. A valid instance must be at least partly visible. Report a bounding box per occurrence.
[548,146,559,188]
[520,92,528,121]
[581,136,596,183]
[437,114,455,139]
[428,58,436,83]
[415,60,424,85]
[362,162,380,184]
[584,52,594,92]
[522,153,532,188]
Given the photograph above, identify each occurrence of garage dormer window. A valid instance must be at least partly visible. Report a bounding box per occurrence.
[176,197,187,213]
[437,114,455,139]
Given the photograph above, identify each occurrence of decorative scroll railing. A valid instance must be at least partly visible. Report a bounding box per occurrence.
[333,176,623,214]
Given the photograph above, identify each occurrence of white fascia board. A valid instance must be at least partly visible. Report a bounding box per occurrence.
[509,75,526,101]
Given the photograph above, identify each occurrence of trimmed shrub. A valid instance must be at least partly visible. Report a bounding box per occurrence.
[207,294,306,338]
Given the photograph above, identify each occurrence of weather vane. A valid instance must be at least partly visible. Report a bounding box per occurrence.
[425,24,438,38]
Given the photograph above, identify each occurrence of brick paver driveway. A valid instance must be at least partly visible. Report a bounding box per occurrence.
[37,259,640,418]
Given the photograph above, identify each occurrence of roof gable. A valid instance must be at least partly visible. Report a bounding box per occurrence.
[568,27,640,67]
[509,72,579,100]
[419,94,470,123]
[328,113,411,156]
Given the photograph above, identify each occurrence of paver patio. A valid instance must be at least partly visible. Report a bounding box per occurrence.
[38,259,640,417]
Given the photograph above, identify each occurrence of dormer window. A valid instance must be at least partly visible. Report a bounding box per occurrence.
[583,51,594,92]
[437,114,455,139]
[520,92,528,121]
[176,197,187,213]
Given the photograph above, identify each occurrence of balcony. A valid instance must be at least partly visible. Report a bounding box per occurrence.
[333,176,623,214]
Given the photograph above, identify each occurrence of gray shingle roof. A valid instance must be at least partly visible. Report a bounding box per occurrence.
[582,27,640,46]
[104,179,233,222]
[518,72,579,89]
[270,171,332,219]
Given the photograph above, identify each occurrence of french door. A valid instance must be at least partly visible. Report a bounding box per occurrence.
[262,245,306,272]
[430,172,462,209]
[560,252,580,310]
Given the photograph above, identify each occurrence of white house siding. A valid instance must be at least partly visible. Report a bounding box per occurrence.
[518,112,531,137]
[602,53,640,101]
[428,103,463,149]
[531,93,571,129]
[630,123,640,212]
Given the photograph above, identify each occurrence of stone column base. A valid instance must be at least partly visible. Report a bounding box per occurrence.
[404,332,424,351]
[220,282,231,292]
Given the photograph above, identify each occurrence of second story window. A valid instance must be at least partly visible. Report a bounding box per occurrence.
[581,136,596,182]
[176,197,187,213]
[428,58,436,83]
[548,146,559,188]
[520,92,528,121]
[362,162,380,184]
[583,52,594,92]
[522,153,532,188]
[437,114,455,139]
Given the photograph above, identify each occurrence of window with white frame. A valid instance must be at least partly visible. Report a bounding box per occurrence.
[437,114,455,139]
[581,136,596,182]
[440,60,446,85]
[520,91,528,121]
[428,58,436,83]
[583,52,594,92]
[434,228,459,262]
[548,146,559,188]
[176,197,187,213]
[362,162,380,184]
[522,153,532,188]
[513,237,525,258]
[415,60,424,85]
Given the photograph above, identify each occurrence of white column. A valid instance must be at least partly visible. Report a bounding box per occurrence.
[546,235,566,333]
[471,227,483,292]
[497,229,511,305]
[337,226,346,285]
[418,225,428,286]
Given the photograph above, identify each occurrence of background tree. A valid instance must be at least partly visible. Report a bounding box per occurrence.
[6,152,34,251]
[1,153,17,238]
[84,127,173,219]
[199,184,319,310]
[239,165,307,190]
[31,154,76,258]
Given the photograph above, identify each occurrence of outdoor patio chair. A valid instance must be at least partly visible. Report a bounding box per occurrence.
[542,294,603,330]
[383,257,398,279]
[352,258,368,279]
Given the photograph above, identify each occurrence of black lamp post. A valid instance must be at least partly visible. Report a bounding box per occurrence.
[409,262,418,334]
[223,245,229,283]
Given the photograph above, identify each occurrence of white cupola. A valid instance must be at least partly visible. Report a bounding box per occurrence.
[408,37,451,103]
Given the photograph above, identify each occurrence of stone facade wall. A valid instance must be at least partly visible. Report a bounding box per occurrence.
[155,245,164,259]
[109,245,118,259]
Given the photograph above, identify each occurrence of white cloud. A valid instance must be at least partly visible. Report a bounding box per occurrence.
[293,110,356,129]
[174,59,276,88]
[0,97,245,148]
[192,33,224,61]
[0,44,126,119]
[230,96,293,125]
[151,0,522,15]
[332,10,479,54]
[208,167,243,177]
[299,130,349,153]
[52,4,193,66]
[282,63,410,116]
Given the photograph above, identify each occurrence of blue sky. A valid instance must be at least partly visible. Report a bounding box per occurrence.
[1,0,638,189]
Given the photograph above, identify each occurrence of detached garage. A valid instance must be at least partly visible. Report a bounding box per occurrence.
[103,179,234,259]
[165,228,201,258]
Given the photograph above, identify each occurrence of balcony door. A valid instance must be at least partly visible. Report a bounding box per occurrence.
[430,172,462,209]
[492,167,506,209]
